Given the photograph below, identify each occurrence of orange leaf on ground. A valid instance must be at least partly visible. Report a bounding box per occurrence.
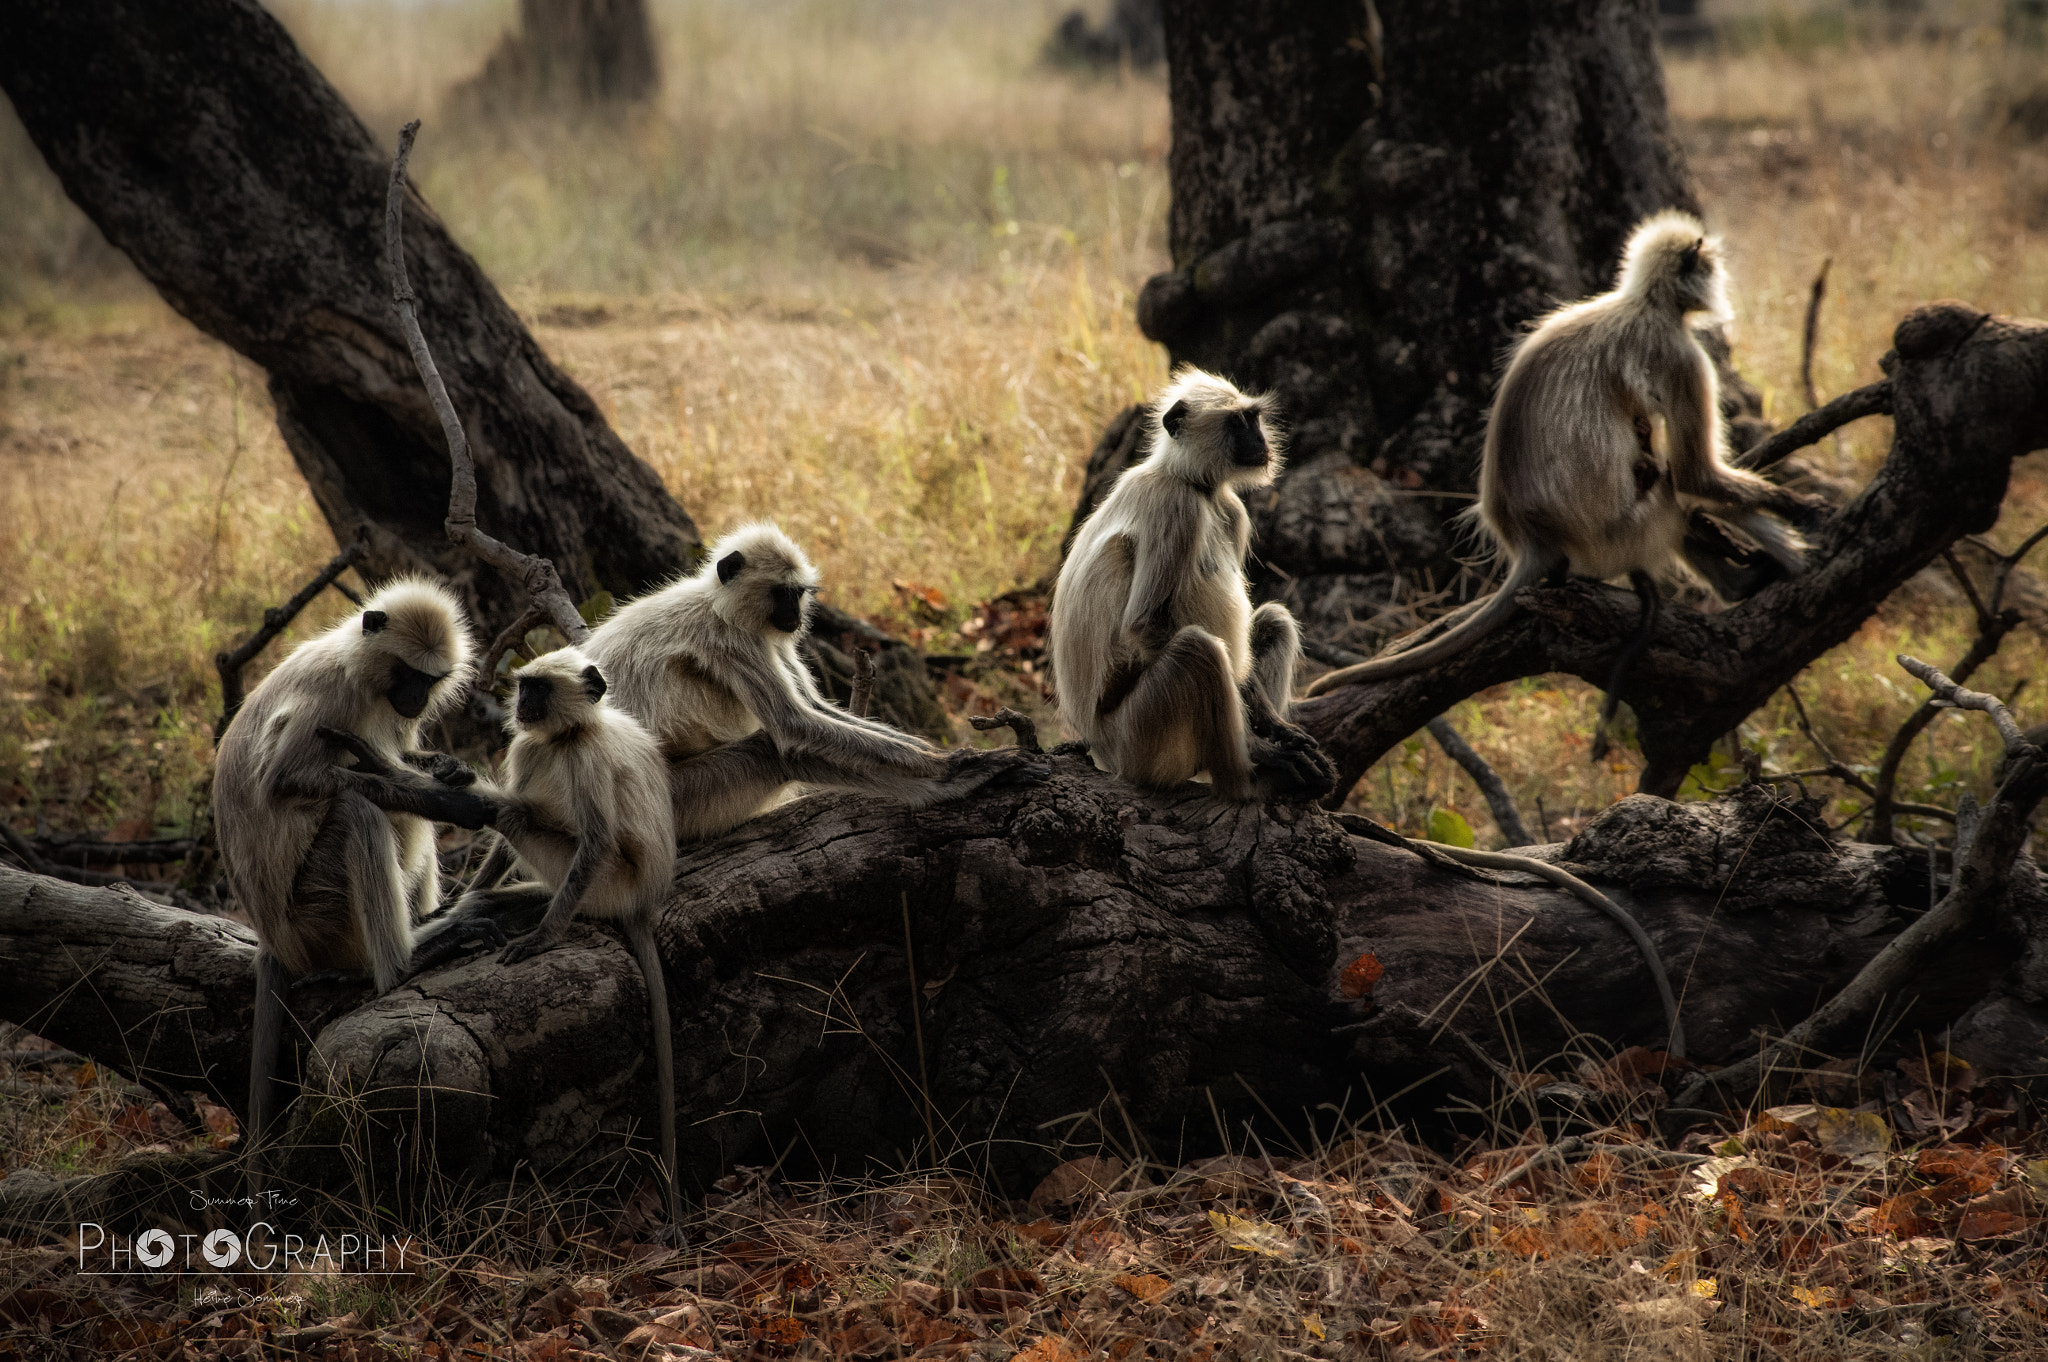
[1013,1337,1082,1362]
[1340,953,1384,998]
[1113,1274,1171,1303]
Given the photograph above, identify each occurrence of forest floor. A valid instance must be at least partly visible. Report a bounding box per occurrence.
[8,2,2048,1355]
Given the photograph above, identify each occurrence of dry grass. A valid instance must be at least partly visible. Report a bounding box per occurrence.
[6,5,2047,843]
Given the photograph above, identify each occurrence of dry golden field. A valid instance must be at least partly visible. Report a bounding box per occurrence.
[3,1,2047,848]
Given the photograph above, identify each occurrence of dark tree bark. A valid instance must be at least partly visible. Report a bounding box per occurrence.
[453,0,662,114]
[0,0,695,633]
[7,760,2046,1230]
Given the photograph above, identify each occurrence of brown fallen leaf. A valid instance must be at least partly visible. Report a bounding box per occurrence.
[1340,953,1384,998]
[1113,1273,1171,1303]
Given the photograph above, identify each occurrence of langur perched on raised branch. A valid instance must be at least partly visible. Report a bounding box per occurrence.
[580,522,1043,843]
[1050,369,1334,801]
[213,579,501,1194]
[464,647,684,1230]
[1305,212,1820,749]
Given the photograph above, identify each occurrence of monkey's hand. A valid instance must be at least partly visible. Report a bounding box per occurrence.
[402,750,479,788]
[939,746,1051,793]
[499,929,567,967]
[1249,730,1337,803]
[317,726,398,777]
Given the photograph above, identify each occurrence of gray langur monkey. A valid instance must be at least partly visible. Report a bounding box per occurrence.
[569,522,1043,843]
[465,647,683,1230]
[213,579,500,1194]
[1305,212,1820,749]
[1049,368,1334,801]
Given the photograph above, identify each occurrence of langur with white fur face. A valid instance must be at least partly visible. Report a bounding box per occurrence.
[214,579,500,1197]
[469,646,684,1230]
[578,522,1042,844]
[1305,211,1821,749]
[1050,368,1334,801]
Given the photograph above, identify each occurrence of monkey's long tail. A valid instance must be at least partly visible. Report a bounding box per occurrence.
[246,949,289,1201]
[1302,554,1555,697]
[1419,842,1685,1058]
[627,922,682,1234]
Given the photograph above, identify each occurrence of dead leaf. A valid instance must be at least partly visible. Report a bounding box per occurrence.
[1814,1107,1891,1162]
[1029,1156,1124,1210]
[1113,1274,1170,1303]
[1206,1210,1295,1258]
[1011,1337,1082,1362]
[1339,953,1384,998]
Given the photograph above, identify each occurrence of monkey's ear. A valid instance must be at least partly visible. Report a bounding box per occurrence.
[362,610,389,634]
[582,665,608,702]
[1161,400,1190,439]
[717,550,746,585]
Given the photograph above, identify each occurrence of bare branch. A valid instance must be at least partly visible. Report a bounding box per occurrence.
[1800,256,1830,410]
[1898,654,2031,751]
[969,708,1041,754]
[214,540,367,738]
[1425,718,1534,847]
[480,603,549,689]
[1869,602,2023,842]
[1735,379,1892,471]
[848,646,877,719]
[385,121,588,647]
[1685,657,2048,1105]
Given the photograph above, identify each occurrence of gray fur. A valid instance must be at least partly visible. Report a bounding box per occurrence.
[1306,211,1812,696]
[583,521,1023,842]
[1050,369,1332,801]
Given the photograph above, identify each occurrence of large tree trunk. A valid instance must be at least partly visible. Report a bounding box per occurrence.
[1093,0,1709,652]
[0,0,695,633]
[1080,0,2048,798]
[453,0,662,115]
[7,762,2045,1227]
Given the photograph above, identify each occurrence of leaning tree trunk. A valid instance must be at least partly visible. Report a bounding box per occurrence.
[0,0,943,733]
[7,758,2045,1232]
[0,0,692,631]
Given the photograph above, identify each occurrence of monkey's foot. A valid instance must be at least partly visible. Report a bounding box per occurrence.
[1250,736,1337,803]
[406,917,508,976]
[499,931,567,967]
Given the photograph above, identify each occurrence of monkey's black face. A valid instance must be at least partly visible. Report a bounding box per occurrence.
[386,660,442,719]
[1228,408,1269,468]
[768,583,812,634]
[515,675,554,726]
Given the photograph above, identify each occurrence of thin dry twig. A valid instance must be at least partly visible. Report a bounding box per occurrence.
[1736,379,1892,471]
[214,540,367,738]
[969,708,1041,754]
[848,646,876,719]
[480,602,550,688]
[1782,685,1953,825]
[385,120,588,647]
[1685,655,2048,1105]
[1868,523,2048,841]
[1800,256,1831,411]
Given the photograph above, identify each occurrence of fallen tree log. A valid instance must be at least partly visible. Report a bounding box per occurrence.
[6,758,2043,1225]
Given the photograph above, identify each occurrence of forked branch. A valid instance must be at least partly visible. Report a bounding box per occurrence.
[215,540,367,737]
[385,120,588,647]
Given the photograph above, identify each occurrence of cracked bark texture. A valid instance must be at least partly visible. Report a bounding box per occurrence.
[1296,305,2048,798]
[8,764,2045,1227]
[0,0,697,634]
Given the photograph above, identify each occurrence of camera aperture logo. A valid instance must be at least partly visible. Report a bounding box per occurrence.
[77,1222,414,1276]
